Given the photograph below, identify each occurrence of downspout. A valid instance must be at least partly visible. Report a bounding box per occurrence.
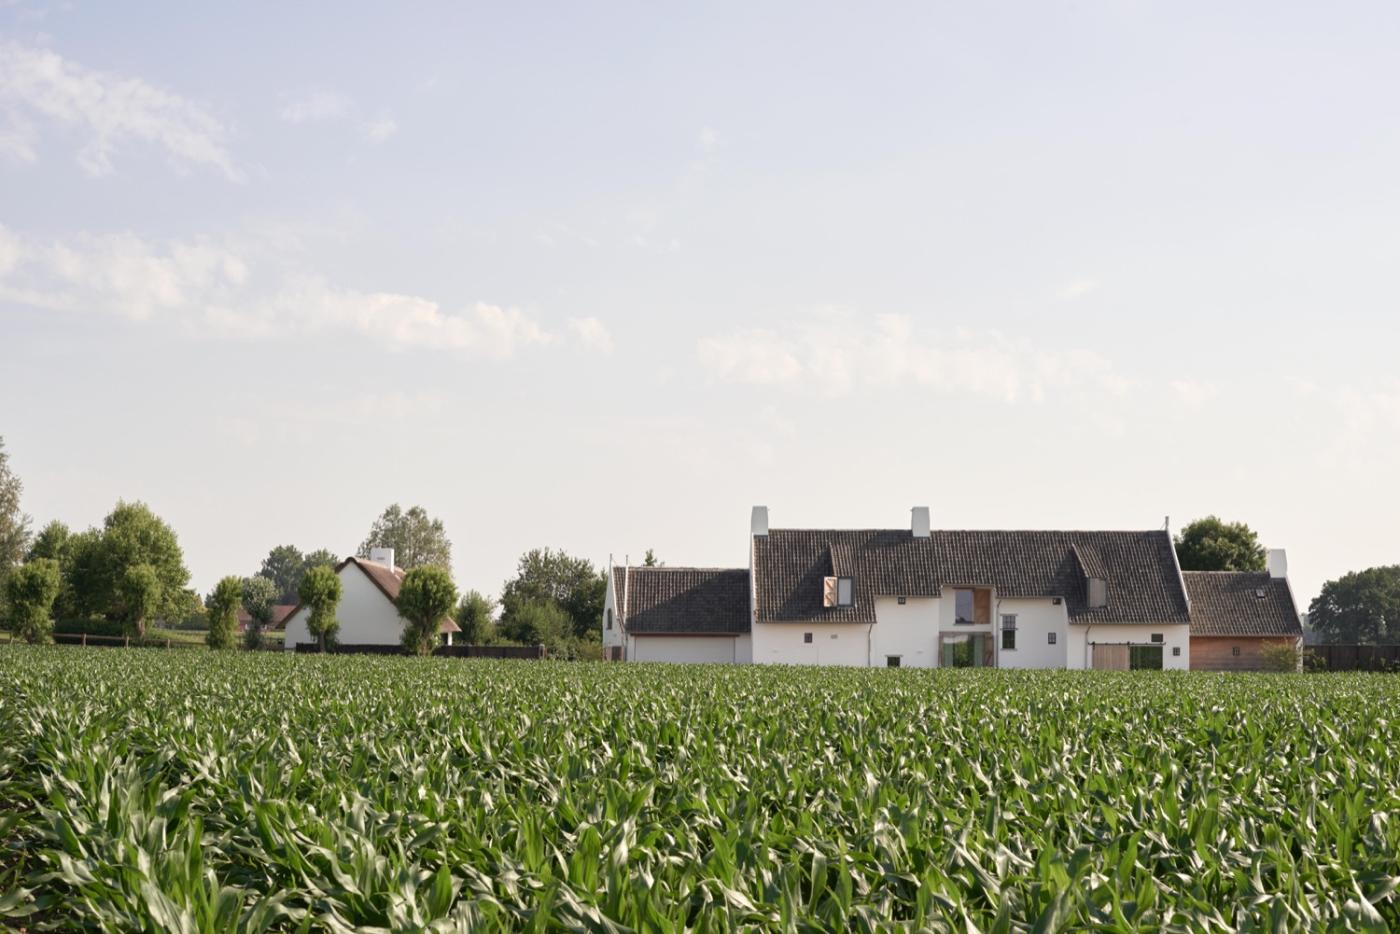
[867,622,873,667]
[1085,625,1093,669]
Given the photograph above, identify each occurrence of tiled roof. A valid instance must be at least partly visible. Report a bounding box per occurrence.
[931,530,1190,625]
[753,530,938,624]
[613,566,750,635]
[1184,572,1301,637]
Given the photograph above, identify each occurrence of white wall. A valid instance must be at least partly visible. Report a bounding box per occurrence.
[994,598,1068,669]
[629,635,748,663]
[870,597,940,667]
[751,621,873,666]
[283,561,406,650]
[1065,623,1191,670]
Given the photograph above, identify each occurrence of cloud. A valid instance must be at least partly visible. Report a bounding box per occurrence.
[278,90,352,124]
[697,311,1128,402]
[1170,379,1219,407]
[279,89,397,144]
[1057,278,1100,300]
[362,117,397,143]
[567,316,614,353]
[0,40,240,179]
[0,222,603,359]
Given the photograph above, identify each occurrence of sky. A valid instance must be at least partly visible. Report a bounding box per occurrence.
[2,1,1399,610]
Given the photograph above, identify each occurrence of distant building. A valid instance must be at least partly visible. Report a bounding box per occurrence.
[604,506,1301,671]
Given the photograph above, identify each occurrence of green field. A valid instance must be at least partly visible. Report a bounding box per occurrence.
[2,648,1399,930]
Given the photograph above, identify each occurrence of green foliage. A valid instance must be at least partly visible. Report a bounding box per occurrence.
[396,566,458,656]
[240,575,278,649]
[499,598,573,648]
[298,565,343,650]
[1174,516,1267,572]
[26,519,71,563]
[257,545,340,604]
[3,656,1400,929]
[0,436,30,580]
[1260,640,1301,672]
[643,549,661,567]
[1308,565,1400,644]
[4,558,60,643]
[205,576,241,650]
[500,548,606,641]
[67,501,190,624]
[116,563,162,638]
[454,590,497,644]
[359,504,451,572]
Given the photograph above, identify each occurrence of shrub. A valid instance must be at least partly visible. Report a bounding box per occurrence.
[1261,641,1302,672]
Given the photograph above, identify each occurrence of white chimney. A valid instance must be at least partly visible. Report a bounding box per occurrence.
[911,506,931,538]
[750,506,769,537]
[1268,548,1288,579]
[369,547,396,569]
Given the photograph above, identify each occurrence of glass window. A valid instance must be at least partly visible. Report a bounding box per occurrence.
[803,632,813,644]
[1172,646,1181,656]
[940,633,990,668]
[1232,646,1240,656]
[1001,614,1017,650]
[1150,633,1164,644]
[606,608,613,630]
[886,655,901,668]
[955,590,975,625]
[837,577,854,607]
[1130,645,1164,670]
[1048,632,1057,645]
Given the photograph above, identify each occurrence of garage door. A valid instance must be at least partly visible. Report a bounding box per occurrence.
[631,637,737,664]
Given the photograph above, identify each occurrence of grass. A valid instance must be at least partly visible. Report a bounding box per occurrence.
[1,648,1399,930]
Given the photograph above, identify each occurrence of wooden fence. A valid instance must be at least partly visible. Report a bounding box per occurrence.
[294,642,548,659]
[1307,644,1400,672]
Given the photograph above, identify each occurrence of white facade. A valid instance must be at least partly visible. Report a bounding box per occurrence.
[994,598,1068,669]
[1065,623,1191,670]
[630,634,752,664]
[283,559,410,650]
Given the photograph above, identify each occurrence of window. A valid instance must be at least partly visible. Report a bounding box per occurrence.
[1001,614,1017,650]
[886,655,901,668]
[837,577,854,607]
[606,608,613,630]
[1232,646,1240,656]
[955,589,975,625]
[897,596,907,605]
[1048,632,1057,645]
[1130,645,1164,670]
[1172,646,1181,656]
[803,632,813,644]
[1150,633,1164,644]
[940,633,991,668]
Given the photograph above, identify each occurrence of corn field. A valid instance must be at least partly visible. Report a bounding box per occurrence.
[2,648,1399,931]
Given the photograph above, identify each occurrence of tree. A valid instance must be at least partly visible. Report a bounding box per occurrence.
[241,575,278,649]
[4,558,60,643]
[26,520,71,564]
[643,549,662,567]
[206,576,242,650]
[68,501,190,623]
[499,548,606,641]
[1174,516,1267,572]
[298,565,343,651]
[0,437,30,579]
[397,566,458,656]
[1308,566,1400,644]
[302,549,339,573]
[359,504,451,571]
[117,563,162,638]
[455,590,497,644]
[258,544,305,603]
[500,598,573,648]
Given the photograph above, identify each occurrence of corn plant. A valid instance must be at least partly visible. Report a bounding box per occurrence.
[2,647,1399,930]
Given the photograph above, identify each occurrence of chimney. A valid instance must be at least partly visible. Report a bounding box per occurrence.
[1268,549,1288,579]
[911,506,931,538]
[750,505,769,537]
[369,547,396,569]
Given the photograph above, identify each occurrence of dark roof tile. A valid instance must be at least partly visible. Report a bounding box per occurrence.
[613,566,750,635]
[1184,572,1301,637]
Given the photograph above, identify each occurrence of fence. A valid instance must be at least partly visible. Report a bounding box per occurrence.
[294,642,548,659]
[1307,644,1400,672]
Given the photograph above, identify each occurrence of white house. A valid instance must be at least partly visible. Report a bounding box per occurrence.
[604,506,1295,671]
[282,548,460,651]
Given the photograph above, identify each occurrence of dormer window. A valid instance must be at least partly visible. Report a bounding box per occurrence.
[823,576,855,608]
[1087,577,1108,609]
[837,577,854,606]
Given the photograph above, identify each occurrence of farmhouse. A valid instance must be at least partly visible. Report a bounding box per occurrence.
[281,548,460,650]
[1183,558,1303,671]
[602,507,1302,671]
